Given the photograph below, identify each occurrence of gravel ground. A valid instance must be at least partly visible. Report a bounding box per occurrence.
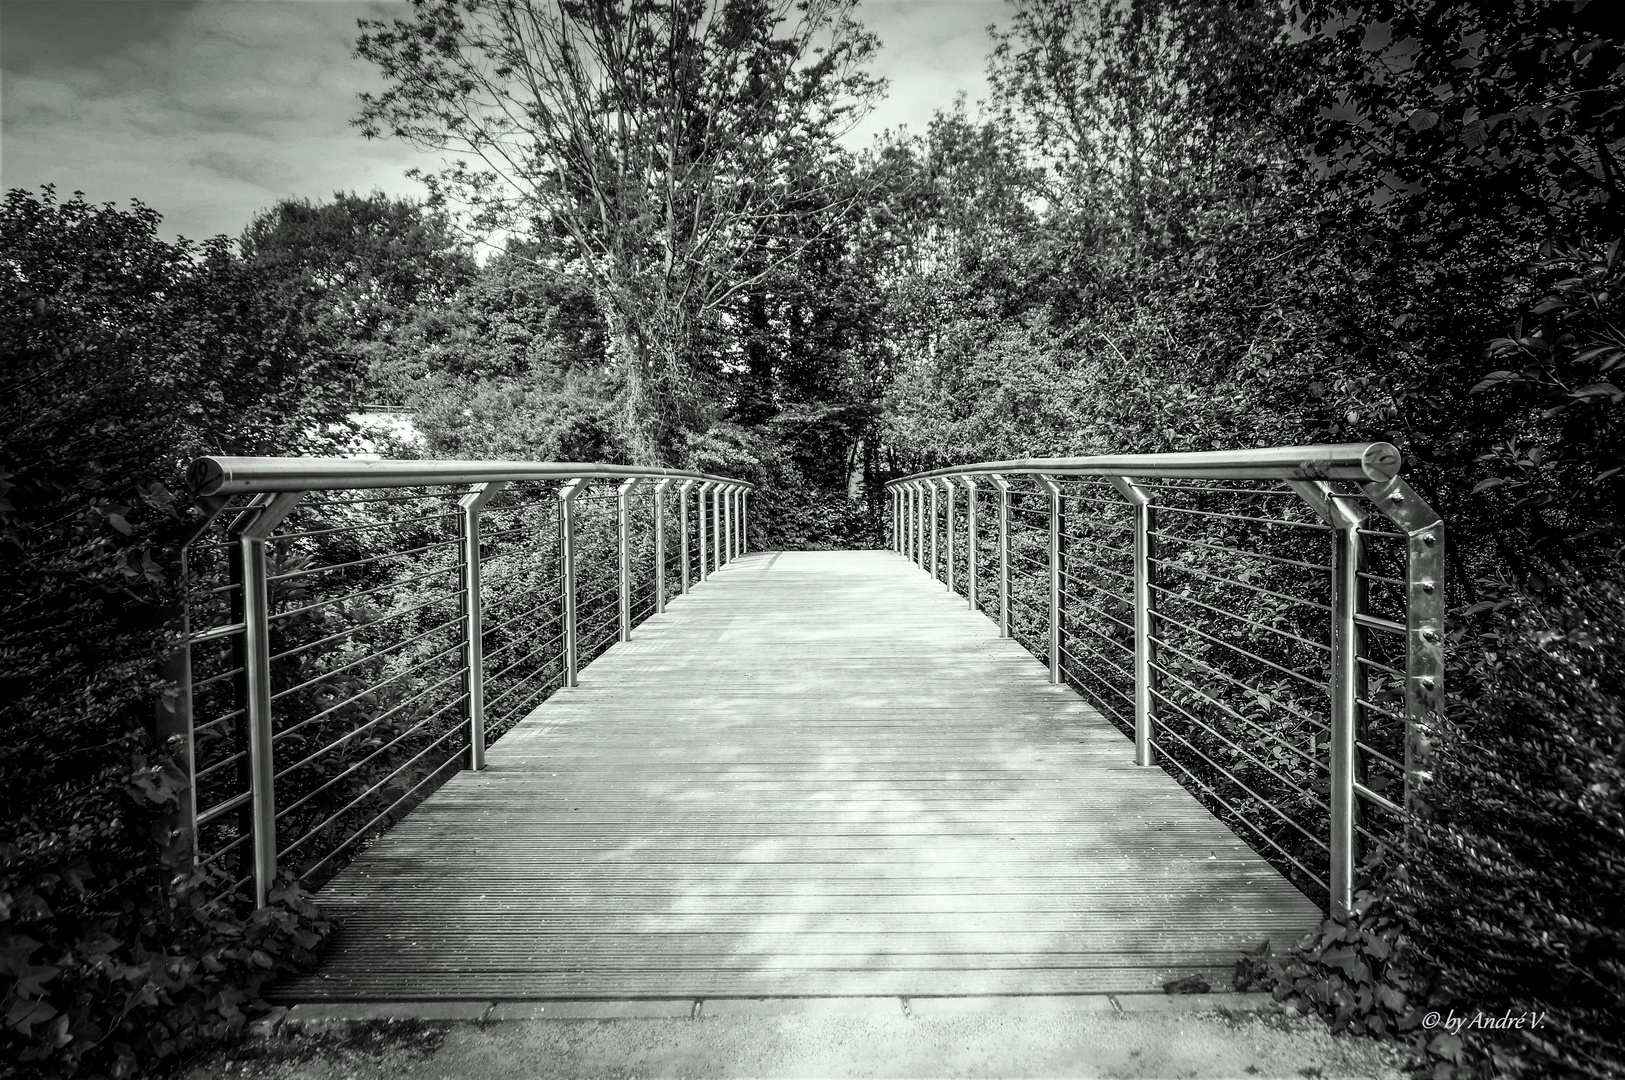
[174,997,1408,1079]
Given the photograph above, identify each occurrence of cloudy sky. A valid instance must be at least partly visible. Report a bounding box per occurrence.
[1,0,1003,243]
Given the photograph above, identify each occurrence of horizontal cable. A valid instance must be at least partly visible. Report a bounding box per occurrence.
[197,828,251,870]
[1058,651,1135,706]
[1357,739,1404,773]
[1150,530,1329,573]
[1148,633,1328,731]
[270,615,462,705]
[1358,654,1405,679]
[273,638,464,744]
[1153,720,1330,848]
[191,708,244,738]
[268,588,462,663]
[1058,634,1134,682]
[1149,582,1330,654]
[1354,612,1407,635]
[271,509,458,544]
[268,537,462,584]
[483,596,564,639]
[1060,593,1135,636]
[1152,670,1325,778]
[1152,557,1331,612]
[193,665,244,691]
[304,491,454,508]
[1358,570,1406,587]
[273,665,465,781]
[488,669,566,725]
[483,621,565,667]
[295,750,469,886]
[274,687,467,822]
[269,563,458,625]
[194,747,247,784]
[1151,608,1332,693]
[1136,480,1299,499]
[279,718,467,862]
[487,629,567,684]
[1155,747,1330,889]
[1354,782,1404,816]
[1356,696,1408,724]
[1156,504,1331,531]
[486,660,566,712]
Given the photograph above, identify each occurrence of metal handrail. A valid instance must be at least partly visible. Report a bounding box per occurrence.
[189,456,754,496]
[171,456,754,909]
[885,442,1443,919]
[897,442,1401,485]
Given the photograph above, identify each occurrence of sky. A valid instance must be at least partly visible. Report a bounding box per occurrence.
[0,0,1004,244]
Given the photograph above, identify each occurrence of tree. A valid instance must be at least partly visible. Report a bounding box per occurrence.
[0,187,331,1077]
[354,0,883,461]
[240,191,477,405]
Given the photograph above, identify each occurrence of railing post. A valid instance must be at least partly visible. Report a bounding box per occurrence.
[1036,475,1062,683]
[942,478,956,595]
[617,478,640,641]
[918,481,928,569]
[1108,477,1157,767]
[908,483,918,565]
[914,482,925,568]
[1328,494,1367,920]
[930,481,940,584]
[558,478,584,687]
[228,490,303,909]
[962,478,978,612]
[990,474,1011,637]
[725,485,736,562]
[652,478,671,614]
[740,489,749,555]
[678,478,695,593]
[718,480,731,568]
[459,481,506,772]
[1357,476,1444,813]
[696,481,711,581]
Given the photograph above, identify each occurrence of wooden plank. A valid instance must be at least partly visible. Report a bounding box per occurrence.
[273,550,1321,1001]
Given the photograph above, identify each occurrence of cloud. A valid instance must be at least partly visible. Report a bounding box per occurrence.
[1,0,440,240]
[1,0,1001,242]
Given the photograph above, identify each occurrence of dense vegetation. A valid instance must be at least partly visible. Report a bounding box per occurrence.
[2,0,1621,1076]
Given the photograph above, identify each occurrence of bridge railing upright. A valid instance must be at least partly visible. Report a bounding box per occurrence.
[171,457,752,908]
[886,443,1443,918]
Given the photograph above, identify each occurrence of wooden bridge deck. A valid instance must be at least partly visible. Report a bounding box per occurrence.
[276,550,1321,1000]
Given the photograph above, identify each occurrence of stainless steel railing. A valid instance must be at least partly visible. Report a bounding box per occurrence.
[173,458,752,907]
[885,443,1443,918]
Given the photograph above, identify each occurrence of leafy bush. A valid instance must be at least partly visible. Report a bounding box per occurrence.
[1241,568,1625,1079]
[1,188,339,1076]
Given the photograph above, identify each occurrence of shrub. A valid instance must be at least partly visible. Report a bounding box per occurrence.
[1242,568,1625,1079]
[0,188,341,1076]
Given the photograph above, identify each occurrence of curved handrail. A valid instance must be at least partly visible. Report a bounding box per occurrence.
[887,442,1400,487]
[881,440,1442,920]
[188,456,753,497]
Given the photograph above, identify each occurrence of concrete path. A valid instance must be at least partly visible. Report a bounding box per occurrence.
[182,996,1404,1079]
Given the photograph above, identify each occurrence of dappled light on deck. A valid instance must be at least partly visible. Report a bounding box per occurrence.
[276,550,1321,1000]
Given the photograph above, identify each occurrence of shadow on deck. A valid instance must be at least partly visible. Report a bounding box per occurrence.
[275,550,1321,1000]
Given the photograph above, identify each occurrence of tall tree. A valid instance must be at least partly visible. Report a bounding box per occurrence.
[240,191,476,405]
[354,0,883,462]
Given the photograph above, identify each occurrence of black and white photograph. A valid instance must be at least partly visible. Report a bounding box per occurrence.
[2,1,1620,1077]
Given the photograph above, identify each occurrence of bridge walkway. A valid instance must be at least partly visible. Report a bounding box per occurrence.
[276,550,1321,1000]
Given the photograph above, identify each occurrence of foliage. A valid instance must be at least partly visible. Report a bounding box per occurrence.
[0,187,336,1076]
[355,0,884,460]
[239,191,477,405]
[1398,571,1625,1078]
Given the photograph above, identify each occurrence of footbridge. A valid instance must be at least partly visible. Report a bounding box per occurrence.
[171,444,1441,1000]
